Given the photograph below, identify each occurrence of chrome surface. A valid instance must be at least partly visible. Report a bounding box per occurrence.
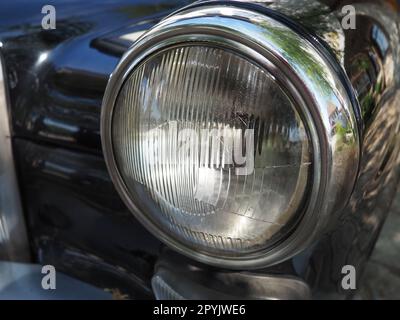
[294,1,400,298]
[251,0,400,298]
[152,275,185,300]
[152,253,311,300]
[151,271,311,300]
[0,54,30,262]
[101,2,360,269]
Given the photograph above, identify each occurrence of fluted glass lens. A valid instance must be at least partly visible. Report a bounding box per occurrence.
[112,46,312,256]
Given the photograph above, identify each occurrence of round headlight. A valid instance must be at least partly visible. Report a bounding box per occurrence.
[112,45,313,256]
[101,3,360,269]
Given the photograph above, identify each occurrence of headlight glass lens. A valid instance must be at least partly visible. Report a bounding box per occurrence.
[112,45,312,256]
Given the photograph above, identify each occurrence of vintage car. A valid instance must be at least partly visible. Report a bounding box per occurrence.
[0,0,399,300]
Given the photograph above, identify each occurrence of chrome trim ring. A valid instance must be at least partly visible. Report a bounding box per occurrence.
[101,3,360,269]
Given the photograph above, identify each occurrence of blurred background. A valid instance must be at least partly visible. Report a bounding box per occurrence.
[359,187,400,299]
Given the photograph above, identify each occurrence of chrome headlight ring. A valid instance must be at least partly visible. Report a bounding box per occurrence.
[101,3,360,269]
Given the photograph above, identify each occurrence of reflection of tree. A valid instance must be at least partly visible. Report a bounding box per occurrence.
[260,22,332,97]
[267,0,345,64]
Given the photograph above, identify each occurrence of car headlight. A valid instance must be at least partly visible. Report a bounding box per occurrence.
[101,2,360,269]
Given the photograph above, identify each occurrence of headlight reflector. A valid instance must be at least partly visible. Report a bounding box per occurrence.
[112,45,312,255]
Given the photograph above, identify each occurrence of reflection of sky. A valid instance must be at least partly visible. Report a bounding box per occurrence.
[372,25,389,57]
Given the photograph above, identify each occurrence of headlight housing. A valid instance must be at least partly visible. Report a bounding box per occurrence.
[101,2,360,269]
[112,45,313,255]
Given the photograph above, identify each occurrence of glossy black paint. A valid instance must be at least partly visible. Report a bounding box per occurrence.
[1,0,399,299]
[0,0,193,299]
[1,0,192,153]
